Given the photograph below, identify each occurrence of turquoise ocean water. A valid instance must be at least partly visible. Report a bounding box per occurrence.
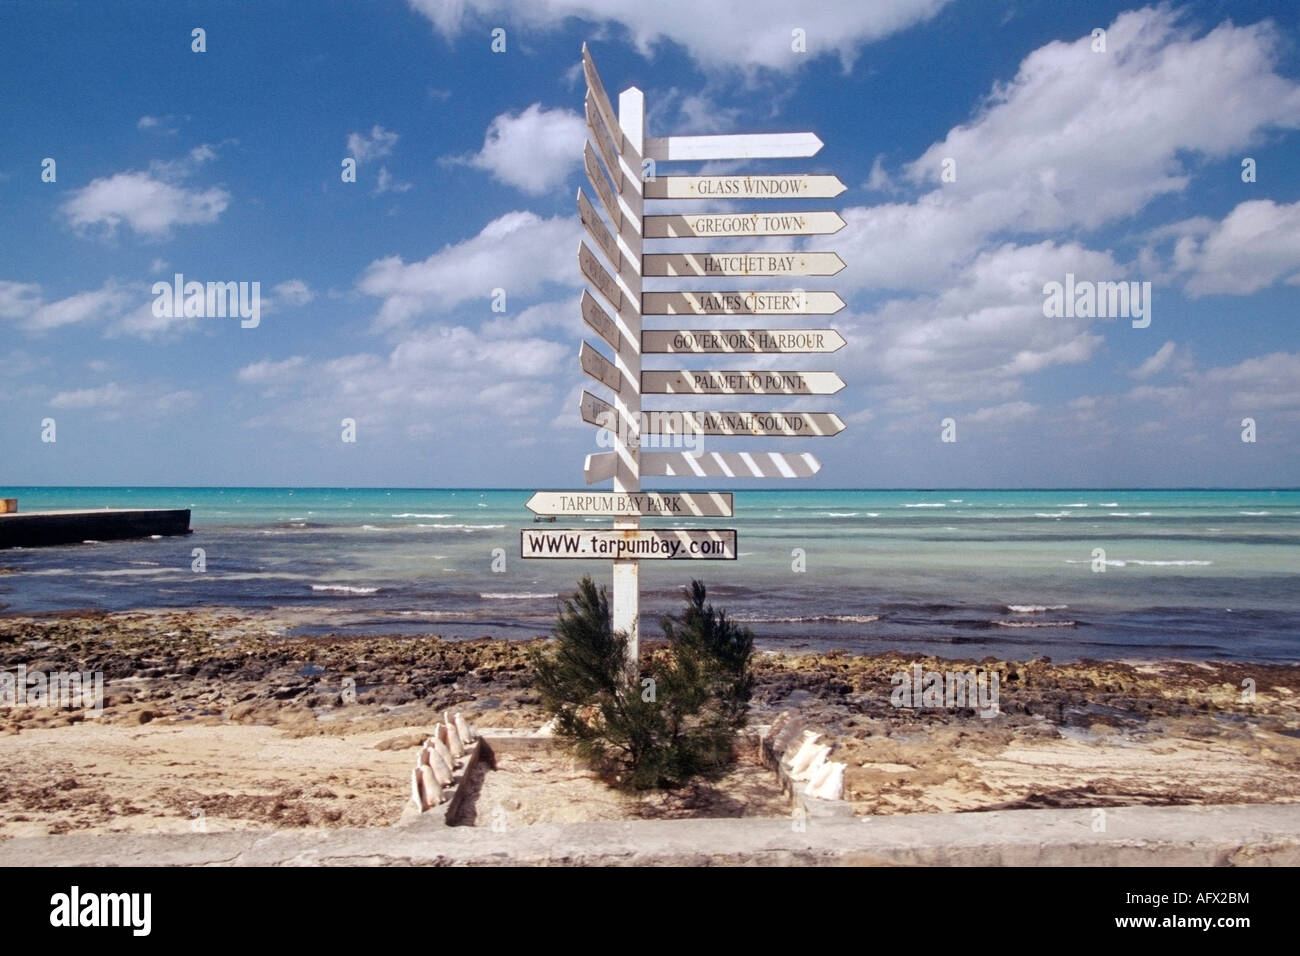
[1,487,1297,661]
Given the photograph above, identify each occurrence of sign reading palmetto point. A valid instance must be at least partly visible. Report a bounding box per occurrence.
[522,44,849,667]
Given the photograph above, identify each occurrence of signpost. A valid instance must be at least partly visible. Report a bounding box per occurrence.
[522,44,850,673]
[643,252,845,278]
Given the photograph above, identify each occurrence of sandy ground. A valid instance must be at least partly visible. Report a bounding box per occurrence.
[451,746,790,827]
[1,608,1298,839]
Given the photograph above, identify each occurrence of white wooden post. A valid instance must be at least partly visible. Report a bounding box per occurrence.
[611,86,645,671]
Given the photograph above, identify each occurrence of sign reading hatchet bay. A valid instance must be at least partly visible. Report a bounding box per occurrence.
[522,44,849,666]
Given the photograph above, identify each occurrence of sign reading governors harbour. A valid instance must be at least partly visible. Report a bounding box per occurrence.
[521,44,849,664]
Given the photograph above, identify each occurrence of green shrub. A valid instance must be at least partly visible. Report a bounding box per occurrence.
[532,576,755,790]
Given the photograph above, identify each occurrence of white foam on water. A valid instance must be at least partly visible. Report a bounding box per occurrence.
[480,592,558,600]
[310,584,380,594]
[1007,604,1069,613]
[994,619,1077,628]
[392,513,453,518]
[903,503,946,508]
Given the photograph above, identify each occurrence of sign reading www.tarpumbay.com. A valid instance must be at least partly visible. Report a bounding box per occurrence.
[521,528,737,560]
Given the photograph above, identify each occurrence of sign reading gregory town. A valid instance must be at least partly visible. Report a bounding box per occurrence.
[521,45,849,663]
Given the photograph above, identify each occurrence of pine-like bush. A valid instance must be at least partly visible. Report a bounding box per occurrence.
[532,576,755,790]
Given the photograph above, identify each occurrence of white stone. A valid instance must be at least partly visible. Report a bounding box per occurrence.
[431,749,454,787]
[792,744,830,781]
[455,713,475,744]
[433,735,454,771]
[419,765,441,809]
[444,717,465,758]
[805,761,845,800]
[785,731,820,768]
[410,768,424,811]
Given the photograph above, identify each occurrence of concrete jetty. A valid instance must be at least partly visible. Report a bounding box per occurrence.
[0,508,191,548]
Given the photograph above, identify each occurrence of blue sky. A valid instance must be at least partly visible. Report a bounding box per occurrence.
[2,0,1298,488]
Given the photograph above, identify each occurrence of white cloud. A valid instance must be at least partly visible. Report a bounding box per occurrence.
[1173,200,1300,296]
[905,9,1300,232]
[828,8,1300,297]
[374,166,413,195]
[0,281,42,319]
[463,104,585,195]
[48,382,198,419]
[1132,340,1177,379]
[358,210,581,328]
[407,0,952,71]
[1,281,132,333]
[61,169,229,238]
[346,125,399,163]
[271,279,315,307]
[836,240,1118,404]
[235,314,570,435]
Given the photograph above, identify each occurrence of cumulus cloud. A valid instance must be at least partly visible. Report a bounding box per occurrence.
[1168,200,1300,296]
[358,210,581,329]
[458,104,585,195]
[826,7,1300,297]
[407,0,951,71]
[235,317,570,435]
[61,146,229,238]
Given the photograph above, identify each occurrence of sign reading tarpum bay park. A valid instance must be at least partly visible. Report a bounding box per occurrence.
[520,44,849,664]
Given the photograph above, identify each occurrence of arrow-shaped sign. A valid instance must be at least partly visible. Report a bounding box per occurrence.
[644,132,823,161]
[585,451,821,483]
[584,143,628,238]
[586,95,626,195]
[582,43,640,166]
[642,411,846,437]
[645,211,845,239]
[580,342,625,393]
[642,328,845,353]
[579,241,623,312]
[578,189,624,275]
[579,389,618,429]
[643,290,845,315]
[642,369,845,395]
[643,252,845,278]
[644,174,846,200]
[580,292,623,352]
[526,490,734,517]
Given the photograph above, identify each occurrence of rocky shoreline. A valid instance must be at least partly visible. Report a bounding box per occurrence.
[1,607,1298,834]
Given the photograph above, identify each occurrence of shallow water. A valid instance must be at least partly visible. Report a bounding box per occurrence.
[1,487,1297,661]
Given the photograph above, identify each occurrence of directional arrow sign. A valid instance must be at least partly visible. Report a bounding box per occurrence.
[644,174,846,200]
[643,252,844,278]
[644,132,822,161]
[586,95,626,195]
[526,490,734,517]
[644,211,844,239]
[579,241,623,312]
[580,342,625,393]
[582,43,640,165]
[642,410,846,437]
[578,189,623,275]
[643,290,845,315]
[642,328,845,353]
[580,291,622,352]
[522,528,737,560]
[584,143,626,237]
[586,451,820,482]
[579,389,617,429]
[643,369,845,395]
